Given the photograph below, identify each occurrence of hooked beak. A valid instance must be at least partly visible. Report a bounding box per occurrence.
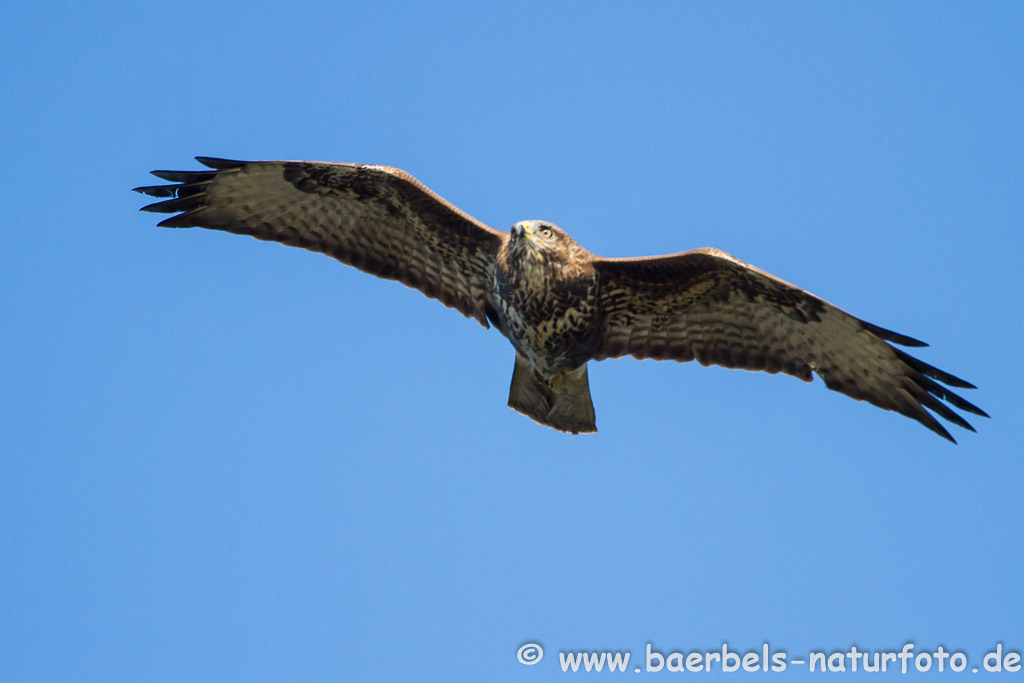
[512,221,534,240]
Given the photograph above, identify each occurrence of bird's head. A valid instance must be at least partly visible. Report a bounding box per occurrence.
[507,220,594,279]
[510,220,567,256]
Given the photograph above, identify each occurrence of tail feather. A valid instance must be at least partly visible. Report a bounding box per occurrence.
[507,355,597,434]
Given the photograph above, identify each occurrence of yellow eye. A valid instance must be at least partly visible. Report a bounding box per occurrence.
[540,227,553,238]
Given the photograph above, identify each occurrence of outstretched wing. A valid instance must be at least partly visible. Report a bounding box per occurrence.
[134,157,507,326]
[593,248,987,442]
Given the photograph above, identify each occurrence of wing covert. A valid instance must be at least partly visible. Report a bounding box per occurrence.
[134,157,507,326]
[593,248,987,442]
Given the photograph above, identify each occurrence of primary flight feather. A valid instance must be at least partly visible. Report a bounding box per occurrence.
[135,157,987,441]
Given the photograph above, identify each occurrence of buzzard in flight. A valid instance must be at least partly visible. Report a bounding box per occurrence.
[135,158,986,441]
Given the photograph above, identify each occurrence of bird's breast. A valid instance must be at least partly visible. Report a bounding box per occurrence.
[492,258,601,377]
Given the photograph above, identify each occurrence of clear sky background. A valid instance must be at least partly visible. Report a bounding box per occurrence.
[2,2,1021,680]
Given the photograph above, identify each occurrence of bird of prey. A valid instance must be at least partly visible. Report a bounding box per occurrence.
[135,157,986,441]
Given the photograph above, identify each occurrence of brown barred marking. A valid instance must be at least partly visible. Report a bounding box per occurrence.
[137,158,504,327]
[136,158,986,441]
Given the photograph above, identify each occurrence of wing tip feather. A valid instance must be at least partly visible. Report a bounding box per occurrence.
[133,184,176,197]
[861,320,928,347]
[892,348,987,443]
[156,212,201,228]
[195,156,247,170]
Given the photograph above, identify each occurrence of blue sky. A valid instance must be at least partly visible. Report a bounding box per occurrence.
[2,1,1021,680]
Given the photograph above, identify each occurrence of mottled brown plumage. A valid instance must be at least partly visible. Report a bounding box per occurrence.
[135,157,987,441]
